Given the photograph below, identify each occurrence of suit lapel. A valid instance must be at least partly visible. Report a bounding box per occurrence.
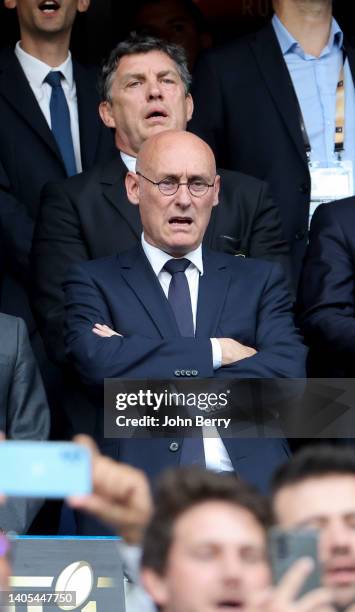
[74,61,100,170]
[101,156,142,239]
[250,23,308,166]
[119,245,180,338]
[0,49,63,164]
[196,249,231,337]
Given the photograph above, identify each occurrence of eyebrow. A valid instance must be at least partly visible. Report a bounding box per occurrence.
[122,69,178,84]
[293,511,355,526]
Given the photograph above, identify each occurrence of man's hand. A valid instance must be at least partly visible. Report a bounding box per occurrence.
[67,435,153,544]
[92,323,122,337]
[246,559,334,611]
[218,338,257,366]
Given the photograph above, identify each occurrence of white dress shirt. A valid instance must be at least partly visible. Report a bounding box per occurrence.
[15,41,82,173]
[141,234,233,473]
[120,151,136,172]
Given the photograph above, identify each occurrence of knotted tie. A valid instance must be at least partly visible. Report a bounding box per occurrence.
[164,258,205,466]
[164,258,194,337]
[45,71,77,177]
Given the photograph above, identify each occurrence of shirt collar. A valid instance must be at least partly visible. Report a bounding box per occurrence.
[272,14,343,57]
[141,233,204,277]
[15,41,73,89]
[120,151,137,172]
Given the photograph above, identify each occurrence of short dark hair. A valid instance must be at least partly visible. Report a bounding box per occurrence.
[99,33,191,102]
[272,443,355,500]
[142,466,271,574]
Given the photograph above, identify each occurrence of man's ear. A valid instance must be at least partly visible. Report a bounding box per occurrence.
[125,172,140,206]
[77,0,90,13]
[213,174,220,207]
[4,0,17,9]
[99,101,116,129]
[141,568,169,607]
[186,93,194,123]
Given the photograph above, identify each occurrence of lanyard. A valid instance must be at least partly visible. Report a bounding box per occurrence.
[297,50,346,163]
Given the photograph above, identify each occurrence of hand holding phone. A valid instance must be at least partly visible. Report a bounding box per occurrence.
[268,527,321,598]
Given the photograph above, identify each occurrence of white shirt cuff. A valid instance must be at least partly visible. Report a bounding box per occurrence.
[211,338,222,369]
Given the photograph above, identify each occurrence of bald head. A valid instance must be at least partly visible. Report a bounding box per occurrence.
[137,130,216,177]
[126,130,220,257]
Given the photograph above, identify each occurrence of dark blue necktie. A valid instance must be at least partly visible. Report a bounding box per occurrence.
[45,71,77,177]
[164,258,194,337]
[164,258,205,466]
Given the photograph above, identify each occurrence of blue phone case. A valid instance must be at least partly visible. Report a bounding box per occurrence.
[0,441,92,498]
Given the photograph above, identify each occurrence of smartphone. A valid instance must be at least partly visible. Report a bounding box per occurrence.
[268,527,321,598]
[0,441,92,498]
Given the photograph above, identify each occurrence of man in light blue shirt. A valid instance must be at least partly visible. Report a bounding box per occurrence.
[190,0,355,282]
[272,11,355,170]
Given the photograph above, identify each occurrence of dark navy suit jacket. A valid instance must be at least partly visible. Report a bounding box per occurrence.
[0,48,115,330]
[65,245,306,492]
[298,197,355,376]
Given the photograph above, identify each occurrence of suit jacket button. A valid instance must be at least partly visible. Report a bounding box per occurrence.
[169,442,179,452]
[180,369,186,376]
[186,370,191,376]
[191,370,198,376]
[295,230,306,240]
[174,370,181,377]
[299,182,309,194]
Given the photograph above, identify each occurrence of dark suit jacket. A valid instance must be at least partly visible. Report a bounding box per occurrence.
[32,154,289,364]
[64,245,306,491]
[298,197,355,376]
[0,313,50,533]
[0,48,115,330]
[189,23,355,283]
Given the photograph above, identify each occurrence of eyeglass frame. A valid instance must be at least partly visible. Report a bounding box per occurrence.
[136,171,216,197]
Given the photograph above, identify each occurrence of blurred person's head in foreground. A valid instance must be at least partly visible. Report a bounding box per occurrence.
[272,443,355,610]
[141,466,272,611]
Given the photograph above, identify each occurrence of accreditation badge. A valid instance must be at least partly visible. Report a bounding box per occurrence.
[309,160,354,227]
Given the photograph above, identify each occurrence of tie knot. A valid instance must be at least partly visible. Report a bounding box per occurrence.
[45,71,63,88]
[164,258,191,275]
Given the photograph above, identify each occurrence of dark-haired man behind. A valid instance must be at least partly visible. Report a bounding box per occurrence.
[272,443,355,611]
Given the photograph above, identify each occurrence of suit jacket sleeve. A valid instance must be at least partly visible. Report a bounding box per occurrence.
[64,264,214,384]
[0,159,34,283]
[240,181,291,276]
[216,263,307,378]
[298,203,355,360]
[31,180,89,364]
[0,317,50,534]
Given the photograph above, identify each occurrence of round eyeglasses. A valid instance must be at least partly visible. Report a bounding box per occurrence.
[136,171,215,197]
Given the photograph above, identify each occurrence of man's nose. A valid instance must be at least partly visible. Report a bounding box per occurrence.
[146,79,163,99]
[219,553,244,585]
[175,184,193,208]
[324,520,352,555]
